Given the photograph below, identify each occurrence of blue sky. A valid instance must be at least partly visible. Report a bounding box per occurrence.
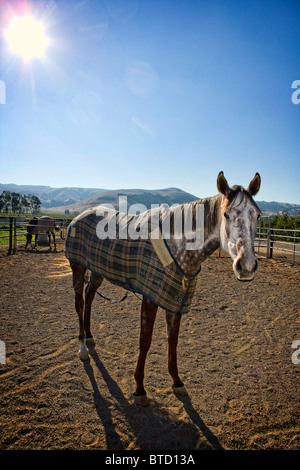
[0,0,299,203]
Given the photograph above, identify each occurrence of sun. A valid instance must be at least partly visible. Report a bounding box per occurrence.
[5,15,48,61]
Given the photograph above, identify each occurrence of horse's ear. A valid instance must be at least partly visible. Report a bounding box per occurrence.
[217,171,231,196]
[247,172,261,196]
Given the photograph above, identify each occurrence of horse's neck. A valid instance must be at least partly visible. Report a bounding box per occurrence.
[165,195,222,276]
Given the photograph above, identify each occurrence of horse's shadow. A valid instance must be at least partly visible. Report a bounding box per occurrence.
[25,247,58,253]
[83,349,224,450]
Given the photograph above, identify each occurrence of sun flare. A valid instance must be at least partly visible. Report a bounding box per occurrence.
[5,15,48,61]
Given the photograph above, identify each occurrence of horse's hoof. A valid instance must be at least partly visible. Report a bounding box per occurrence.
[78,349,89,361]
[172,385,188,396]
[86,337,95,347]
[133,394,149,406]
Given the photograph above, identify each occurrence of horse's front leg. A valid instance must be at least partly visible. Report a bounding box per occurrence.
[166,312,187,396]
[133,297,158,406]
[52,231,56,250]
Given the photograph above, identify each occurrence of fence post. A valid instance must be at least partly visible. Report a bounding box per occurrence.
[257,217,262,255]
[267,227,270,258]
[292,230,296,265]
[269,228,274,259]
[8,217,13,255]
[13,217,17,253]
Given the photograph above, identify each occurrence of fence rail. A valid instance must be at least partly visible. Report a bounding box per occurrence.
[255,224,300,265]
[1,215,300,265]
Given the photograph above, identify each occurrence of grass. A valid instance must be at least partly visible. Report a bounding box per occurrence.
[0,229,27,246]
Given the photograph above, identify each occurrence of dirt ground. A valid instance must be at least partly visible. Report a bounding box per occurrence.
[0,244,299,450]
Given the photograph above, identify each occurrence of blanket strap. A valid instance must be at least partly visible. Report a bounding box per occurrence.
[89,280,128,304]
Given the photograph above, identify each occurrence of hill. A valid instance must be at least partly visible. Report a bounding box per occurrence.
[47,187,199,214]
[255,201,300,216]
[0,183,105,209]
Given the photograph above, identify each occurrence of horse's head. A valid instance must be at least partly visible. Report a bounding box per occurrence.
[26,217,38,243]
[217,171,261,281]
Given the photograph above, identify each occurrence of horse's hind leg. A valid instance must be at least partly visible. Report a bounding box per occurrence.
[84,272,103,347]
[133,297,158,406]
[52,231,56,250]
[166,312,187,396]
[46,232,51,249]
[70,262,88,360]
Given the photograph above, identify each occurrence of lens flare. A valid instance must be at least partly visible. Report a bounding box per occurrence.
[5,15,48,61]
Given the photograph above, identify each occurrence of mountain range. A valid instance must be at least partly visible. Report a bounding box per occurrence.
[0,183,105,208]
[0,183,299,216]
[47,187,199,214]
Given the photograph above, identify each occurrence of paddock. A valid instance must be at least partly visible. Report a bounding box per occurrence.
[0,246,299,450]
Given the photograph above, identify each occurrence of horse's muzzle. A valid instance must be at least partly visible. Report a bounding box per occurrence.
[233,257,258,281]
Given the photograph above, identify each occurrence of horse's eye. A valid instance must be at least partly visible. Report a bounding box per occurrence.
[224,212,230,220]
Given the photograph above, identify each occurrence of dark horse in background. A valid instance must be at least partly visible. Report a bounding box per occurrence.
[25,216,61,250]
[66,172,261,405]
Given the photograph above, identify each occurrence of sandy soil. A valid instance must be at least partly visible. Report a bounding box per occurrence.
[0,244,299,450]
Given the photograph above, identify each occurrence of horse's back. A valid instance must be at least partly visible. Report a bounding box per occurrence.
[65,206,198,314]
[65,207,136,283]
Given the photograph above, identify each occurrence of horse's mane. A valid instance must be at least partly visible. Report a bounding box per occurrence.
[227,185,260,212]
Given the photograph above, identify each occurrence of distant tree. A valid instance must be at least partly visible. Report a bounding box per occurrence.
[0,193,5,213]
[259,213,300,242]
[0,191,42,214]
[0,191,12,213]
[11,192,22,213]
[260,213,300,230]
[21,195,31,213]
[29,195,41,214]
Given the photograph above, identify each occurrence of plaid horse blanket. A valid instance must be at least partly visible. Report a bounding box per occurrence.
[65,206,199,314]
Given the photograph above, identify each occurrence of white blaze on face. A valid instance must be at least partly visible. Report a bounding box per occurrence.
[220,191,260,281]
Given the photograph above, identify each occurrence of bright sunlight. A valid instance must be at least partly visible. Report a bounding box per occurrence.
[5,15,48,61]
